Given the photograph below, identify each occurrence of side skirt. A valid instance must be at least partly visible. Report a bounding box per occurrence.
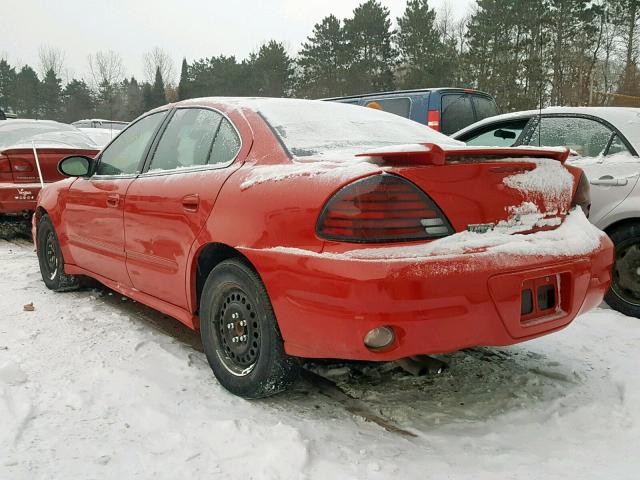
[65,264,199,330]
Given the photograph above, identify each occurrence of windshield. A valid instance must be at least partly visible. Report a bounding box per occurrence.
[256,99,461,158]
[0,121,97,150]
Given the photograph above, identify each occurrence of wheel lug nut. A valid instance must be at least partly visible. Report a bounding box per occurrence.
[239,335,247,342]
[227,323,234,330]
[232,336,239,343]
[239,320,247,327]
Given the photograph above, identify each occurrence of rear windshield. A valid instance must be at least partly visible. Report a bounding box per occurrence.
[0,121,97,150]
[257,99,460,158]
[441,94,474,135]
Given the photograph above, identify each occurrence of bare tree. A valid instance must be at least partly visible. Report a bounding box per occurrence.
[143,47,176,86]
[87,50,125,87]
[38,45,66,78]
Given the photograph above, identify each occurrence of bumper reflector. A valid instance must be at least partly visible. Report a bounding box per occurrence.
[364,326,395,350]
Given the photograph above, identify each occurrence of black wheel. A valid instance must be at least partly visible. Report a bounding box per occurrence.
[200,258,300,398]
[36,214,80,292]
[606,222,640,318]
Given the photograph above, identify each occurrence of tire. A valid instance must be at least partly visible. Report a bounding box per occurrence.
[200,258,300,398]
[605,222,640,318]
[36,214,80,292]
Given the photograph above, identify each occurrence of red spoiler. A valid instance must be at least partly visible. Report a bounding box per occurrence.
[356,143,571,166]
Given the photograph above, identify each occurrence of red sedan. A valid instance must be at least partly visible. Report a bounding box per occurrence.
[34,98,613,398]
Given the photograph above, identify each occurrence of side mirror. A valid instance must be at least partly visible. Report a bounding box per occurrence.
[58,155,93,177]
[494,128,517,140]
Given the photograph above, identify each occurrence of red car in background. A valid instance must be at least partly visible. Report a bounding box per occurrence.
[0,120,99,218]
[34,98,613,398]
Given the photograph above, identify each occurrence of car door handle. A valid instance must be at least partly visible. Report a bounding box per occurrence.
[182,194,200,212]
[106,193,120,208]
[590,176,629,187]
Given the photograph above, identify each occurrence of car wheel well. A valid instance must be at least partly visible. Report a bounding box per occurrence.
[605,217,640,235]
[34,207,48,222]
[194,243,257,313]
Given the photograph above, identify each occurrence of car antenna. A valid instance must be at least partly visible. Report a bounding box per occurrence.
[537,15,544,147]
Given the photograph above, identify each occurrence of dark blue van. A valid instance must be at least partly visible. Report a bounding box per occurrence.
[324,88,499,136]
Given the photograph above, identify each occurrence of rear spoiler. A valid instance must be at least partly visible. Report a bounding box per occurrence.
[356,143,571,166]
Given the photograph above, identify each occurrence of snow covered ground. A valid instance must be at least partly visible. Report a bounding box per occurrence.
[0,238,638,480]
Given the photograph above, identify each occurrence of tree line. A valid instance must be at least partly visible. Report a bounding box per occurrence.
[1,0,639,123]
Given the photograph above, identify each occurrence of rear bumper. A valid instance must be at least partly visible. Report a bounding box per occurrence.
[0,183,41,214]
[240,236,613,361]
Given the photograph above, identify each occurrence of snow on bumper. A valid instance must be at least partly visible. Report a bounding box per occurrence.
[240,210,614,361]
[0,182,41,214]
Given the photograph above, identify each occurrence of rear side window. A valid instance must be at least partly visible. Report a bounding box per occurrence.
[441,94,474,135]
[365,98,411,118]
[97,111,167,176]
[149,108,223,172]
[209,118,241,165]
[463,119,529,147]
[526,116,614,157]
[472,96,498,121]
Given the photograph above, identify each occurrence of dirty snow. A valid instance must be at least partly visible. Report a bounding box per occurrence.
[0,239,638,479]
[262,208,604,264]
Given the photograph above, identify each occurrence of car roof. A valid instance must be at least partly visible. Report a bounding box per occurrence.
[322,88,492,101]
[453,106,640,150]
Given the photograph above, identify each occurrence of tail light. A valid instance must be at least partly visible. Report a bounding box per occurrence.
[10,159,34,173]
[317,174,453,243]
[427,110,440,131]
[572,171,591,217]
[0,153,12,181]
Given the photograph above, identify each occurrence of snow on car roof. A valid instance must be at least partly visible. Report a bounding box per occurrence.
[0,120,98,151]
[179,97,463,159]
[454,106,640,153]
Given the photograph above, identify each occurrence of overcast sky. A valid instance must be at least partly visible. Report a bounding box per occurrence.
[3,0,475,84]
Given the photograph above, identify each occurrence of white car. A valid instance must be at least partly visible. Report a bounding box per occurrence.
[454,107,640,317]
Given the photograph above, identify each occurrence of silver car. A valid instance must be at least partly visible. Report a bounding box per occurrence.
[454,107,640,318]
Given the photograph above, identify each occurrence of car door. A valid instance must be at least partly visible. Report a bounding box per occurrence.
[123,107,243,309]
[524,115,640,225]
[63,111,168,285]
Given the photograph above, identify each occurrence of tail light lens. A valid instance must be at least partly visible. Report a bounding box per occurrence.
[10,159,34,172]
[572,171,591,217]
[317,174,453,243]
[427,110,441,131]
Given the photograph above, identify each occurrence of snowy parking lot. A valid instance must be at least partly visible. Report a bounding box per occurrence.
[0,238,638,480]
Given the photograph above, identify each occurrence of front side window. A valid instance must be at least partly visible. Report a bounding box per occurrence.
[96,111,167,176]
[441,94,474,135]
[463,119,530,147]
[149,108,223,172]
[526,116,614,157]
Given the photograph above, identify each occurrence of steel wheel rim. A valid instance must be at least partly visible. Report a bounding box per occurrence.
[612,238,640,306]
[44,231,58,280]
[215,287,260,376]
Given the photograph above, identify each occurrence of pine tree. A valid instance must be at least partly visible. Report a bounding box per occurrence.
[14,65,40,118]
[40,68,62,120]
[249,41,293,97]
[178,58,190,100]
[343,0,396,94]
[124,77,144,119]
[148,67,167,108]
[0,59,17,112]
[62,79,94,123]
[296,15,347,98]
[396,0,455,88]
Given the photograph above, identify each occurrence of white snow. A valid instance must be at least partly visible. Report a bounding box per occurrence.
[0,239,638,479]
[502,158,575,213]
[240,157,384,190]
